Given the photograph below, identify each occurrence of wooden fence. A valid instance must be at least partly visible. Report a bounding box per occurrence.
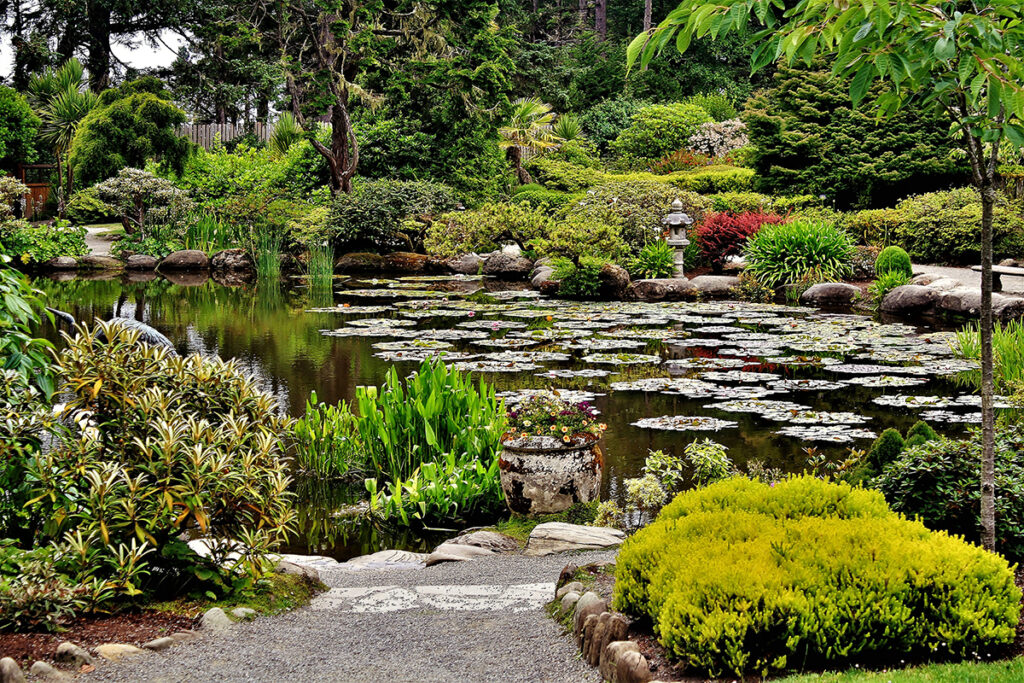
[178,122,270,150]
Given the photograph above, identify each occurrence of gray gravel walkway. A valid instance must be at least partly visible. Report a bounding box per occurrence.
[89,551,614,683]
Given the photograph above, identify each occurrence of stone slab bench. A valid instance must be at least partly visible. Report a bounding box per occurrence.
[971,265,1024,292]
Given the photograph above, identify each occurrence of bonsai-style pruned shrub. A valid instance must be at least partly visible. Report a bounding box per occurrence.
[875,245,913,278]
[698,211,785,272]
[424,203,551,259]
[743,219,855,287]
[613,476,1021,678]
[867,427,905,470]
[30,321,295,600]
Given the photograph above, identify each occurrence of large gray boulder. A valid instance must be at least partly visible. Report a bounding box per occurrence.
[211,248,253,272]
[159,249,210,271]
[598,263,631,300]
[45,256,78,270]
[384,252,430,273]
[200,607,234,632]
[937,288,989,316]
[628,278,696,302]
[125,254,158,270]
[0,658,24,683]
[340,549,427,571]
[524,522,625,557]
[995,296,1024,321]
[55,643,93,668]
[79,254,123,270]
[482,252,534,278]
[446,530,519,552]
[799,282,861,306]
[446,253,484,274]
[880,285,941,314]
[531,266,555,289]
[689,274,740,296]
[424,543,496,566]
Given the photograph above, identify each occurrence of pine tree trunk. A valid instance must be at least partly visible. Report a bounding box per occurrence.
[643,0,653,32]
[595,0,607,39]
[86,0,112,92]
[980,180,997,552]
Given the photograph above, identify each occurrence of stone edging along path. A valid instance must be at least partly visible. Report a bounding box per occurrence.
[47,523,624,683]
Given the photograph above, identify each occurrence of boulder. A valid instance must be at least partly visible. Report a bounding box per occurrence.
[572,592,607,642]
[908,273,945,286]
[341,549,428,571]
[531,266,555,289]
[524,522,625,557]
[169,632,199,644]
[335,252,385,273]
[45,256,78,270]
[142,637,175,652]
[598,264,631,300]
[937,288,988,316]
[425,543,497,566]
[447,530,519,552]
[600,641,642,683]
[628,278,696,302]
[95,644,144,661]
[446,253,484,275]
[158,249,209,271]
[200,607,234,632]
[125,254,158,270]
[925,277,963,292]
[55,643,93,668]
[28,661,68,681]
[231,607,257,621]
[880,285,941,314]
[616,649,653,683]
[584,612,629,667]
[501,243,523,258]
[799,282,861,306]
[995,296,1024,321]
[384,252,430,273]
[210,248,253,272]
[78,254,123,271]
[539,280,561,295]
[689,274,740,296]
[0,658,24,683]
[275,559,320,582]
[559,592,581,615]
[556,581,585,600]
[999,258,1021,267]
[483,252,534,279]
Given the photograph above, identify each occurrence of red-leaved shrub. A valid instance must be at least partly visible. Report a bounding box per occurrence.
[698,212,786,272]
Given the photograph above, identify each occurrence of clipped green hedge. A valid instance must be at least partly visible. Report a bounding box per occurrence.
[665,166,756,194]
[613,476,1021,679]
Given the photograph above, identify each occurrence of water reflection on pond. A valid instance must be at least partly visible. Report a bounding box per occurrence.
[32,272,975,560]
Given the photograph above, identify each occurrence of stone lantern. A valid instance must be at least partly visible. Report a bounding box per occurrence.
[662,198,692,278]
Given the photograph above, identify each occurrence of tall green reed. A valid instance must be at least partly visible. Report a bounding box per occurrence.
[292,392,359,479]
[250,227,283,280]
[184,213,236,253]
[952,320,1024,391]
[306,241,335,294]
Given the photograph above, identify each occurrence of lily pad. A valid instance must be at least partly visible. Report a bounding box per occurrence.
[631,415,738,432]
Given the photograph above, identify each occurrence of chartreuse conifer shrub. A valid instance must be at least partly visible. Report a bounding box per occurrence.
[612,476,1020,679]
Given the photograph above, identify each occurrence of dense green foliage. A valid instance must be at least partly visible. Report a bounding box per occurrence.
[328,180,460,252]
[69,78,191,187]
[744,219,855,287]
[1,219,88,264]
[614,476,1021,678]
[425,203,550,259]
[0,86,39,166]
[742,63,965,209]
[611,103,713,162]
[876,427,1024,561]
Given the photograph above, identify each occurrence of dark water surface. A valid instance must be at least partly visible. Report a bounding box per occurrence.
[32,272,972,560]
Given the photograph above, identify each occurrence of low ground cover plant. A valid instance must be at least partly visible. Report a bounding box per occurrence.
[614,476,1021,679]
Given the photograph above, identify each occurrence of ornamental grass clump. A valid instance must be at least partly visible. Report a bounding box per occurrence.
[613,476,1021,679]
[743,219,855,287]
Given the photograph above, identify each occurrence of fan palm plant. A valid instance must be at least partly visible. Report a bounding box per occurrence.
[551,114,584,143]
[499,97,560,185]
[269,111,304,156]
[28,59,98,217]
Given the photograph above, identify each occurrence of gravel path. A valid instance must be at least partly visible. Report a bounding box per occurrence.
[85,226,116,256]
[914,263,1024,294]
[89,551,614,683]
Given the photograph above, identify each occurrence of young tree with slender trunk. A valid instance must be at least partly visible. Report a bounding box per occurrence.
[630,0,1024,553]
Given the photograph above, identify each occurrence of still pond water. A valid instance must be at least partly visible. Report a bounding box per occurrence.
[32,272,981,560]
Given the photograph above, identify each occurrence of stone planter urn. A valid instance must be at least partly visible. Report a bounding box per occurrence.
[498,433,603,516]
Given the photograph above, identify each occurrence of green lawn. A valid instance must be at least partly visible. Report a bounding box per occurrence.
[778,658,1024,683]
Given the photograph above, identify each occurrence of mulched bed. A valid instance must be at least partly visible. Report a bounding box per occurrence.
[0,610,196,667]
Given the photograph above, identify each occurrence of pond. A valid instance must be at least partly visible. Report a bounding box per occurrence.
[32,272,983,560]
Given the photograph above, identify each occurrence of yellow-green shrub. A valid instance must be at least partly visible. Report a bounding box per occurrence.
[613,476,1021,679]
[666,166,755,193]
[424,203,551,258]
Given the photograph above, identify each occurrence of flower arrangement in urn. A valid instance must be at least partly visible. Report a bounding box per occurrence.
[506,394,607,445]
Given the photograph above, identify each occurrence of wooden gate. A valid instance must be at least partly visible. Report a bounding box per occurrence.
[17,164,53,220]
